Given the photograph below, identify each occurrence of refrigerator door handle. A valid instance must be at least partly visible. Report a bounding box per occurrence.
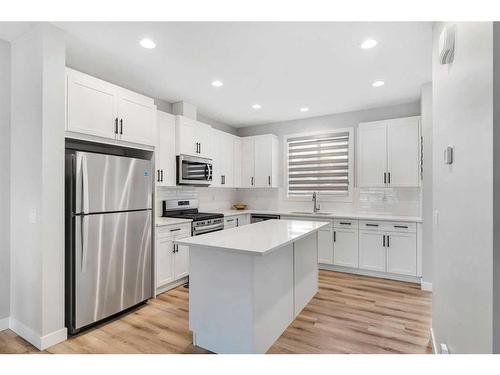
[81,215,88,273]
[82,154,90,214]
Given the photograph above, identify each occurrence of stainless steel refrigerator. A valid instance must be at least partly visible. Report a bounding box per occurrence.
[65,146,153,334]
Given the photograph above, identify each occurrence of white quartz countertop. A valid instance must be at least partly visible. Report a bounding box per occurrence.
[175,219,329,255]
[155,217,192,227]
[220,209,422,223]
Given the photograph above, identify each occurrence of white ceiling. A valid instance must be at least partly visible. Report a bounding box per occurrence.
[1,22,432,127]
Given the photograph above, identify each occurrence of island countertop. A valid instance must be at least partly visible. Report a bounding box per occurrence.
[174,219,329,256]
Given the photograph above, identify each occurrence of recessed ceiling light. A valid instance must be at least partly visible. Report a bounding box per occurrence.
[211,80,224,88]
[252,104,261,109]
[360,39,377,49]
[372,80,385,87]
[139,38,156,49]
[300,107,309,112]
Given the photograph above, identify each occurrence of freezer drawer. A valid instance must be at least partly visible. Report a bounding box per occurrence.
[75,151,152,213]
[74,210,152,329]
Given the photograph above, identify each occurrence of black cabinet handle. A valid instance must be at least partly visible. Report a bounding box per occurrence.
[115,118,118,134]
[226,218,234,222]
[366,223,379,227]
[388,172,391,184]
[199,143,202,154]
[161,170,164,182]
[251,176,254,186]
[236,218,239,226]
[195,142,199,153]
[394,225,408,229]
[119,119,123,135]
[384,172,387,184]
[387,235,390,247]
[170,228,181,232]
[333,231,336,242]
[383,235,386,247]
[339,222,351,225]
[268,176,271,185]
[157,169,160,182]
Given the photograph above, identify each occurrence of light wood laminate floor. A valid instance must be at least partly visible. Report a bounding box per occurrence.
[0,270,432,354]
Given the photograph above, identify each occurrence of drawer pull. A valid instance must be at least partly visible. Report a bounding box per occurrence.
[339,222,351,225]
[226,219,234,222]
[170,228,181,232]
[394,225,408,229]
[366,223,379,227]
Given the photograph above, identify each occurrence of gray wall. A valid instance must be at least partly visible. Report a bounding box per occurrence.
[10,23,66,347]
[237,102,420,137]
[432,22,494,353]
[421,83,433,285]
[0,38,10,323]
[494,22,500,353]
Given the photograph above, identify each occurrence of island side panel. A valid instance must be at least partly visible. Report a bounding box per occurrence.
[252,243,294,353]
[189,245,254,353]
[293,232,319,316]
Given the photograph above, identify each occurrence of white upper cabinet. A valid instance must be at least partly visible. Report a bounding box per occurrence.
[66,68,156,146]
[241,137,255,187]
[233,137,242,188]
[387,117,421,187]
[357,122,387,187]
[357,116,421,187]
[211,129,234,187]
[156,111,176,187]
[241,134,279,188]
[175,115,212,159]
[117,89,157,146]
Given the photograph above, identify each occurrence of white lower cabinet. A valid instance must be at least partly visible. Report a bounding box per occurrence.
[318,227,334,264]
[359,230,386,272]
[156,223,191,291]
[333,229,359,268]
[224,214,251,229]
[385,232,417,276]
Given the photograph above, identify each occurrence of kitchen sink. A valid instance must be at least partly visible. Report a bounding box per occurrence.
[290,211,331,216]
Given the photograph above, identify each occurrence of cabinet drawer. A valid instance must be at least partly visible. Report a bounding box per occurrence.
[334,218,359,229]
[383,222,416,233]
[359,220,383,231]
[157,223,191,238]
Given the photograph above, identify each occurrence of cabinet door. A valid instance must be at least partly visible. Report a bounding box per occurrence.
[176,116,198,156]
[66,68,118,139]
[333,229,359,268]
[117,90,156,146]
[233,137,242,188]
[386,232,417,276]
[357,122,387,187]
[211,129,224,187]
[254,135,273,187]
[224,217,237,229]
[156,236,175,287]
[359,230,386,272]
[156,111,176,186]
[196,122,213,159]
[241,138,255,187]
[174,244,190,279]
[318,228,334,264]
[387,117,420,187]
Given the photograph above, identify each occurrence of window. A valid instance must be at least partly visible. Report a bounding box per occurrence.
[285,128,353,201]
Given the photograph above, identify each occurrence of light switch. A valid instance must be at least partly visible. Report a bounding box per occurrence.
[444,146,453,164]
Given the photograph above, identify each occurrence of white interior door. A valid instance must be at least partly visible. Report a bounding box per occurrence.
[118,90,156,146]
[66,68,118,139]
[254,136,272,187]
[156,236,175,287]
[387,117,421,187]
[358,230,386,272]
[357,122,387,187]
[386,232,417,276]
[318,228,334,264]
[333,229,359,268]
[241,138,255,187]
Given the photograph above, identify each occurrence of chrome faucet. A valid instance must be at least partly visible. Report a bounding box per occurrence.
[312,192,320,213]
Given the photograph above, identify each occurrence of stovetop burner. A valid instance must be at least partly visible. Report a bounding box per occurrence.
[165,211,224,221]
[162,198,224,223]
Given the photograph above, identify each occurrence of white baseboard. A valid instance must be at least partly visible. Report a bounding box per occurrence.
[319,263,420,284]
[9,318,67,350]
[0,316,9,331]
[156,276,189,296]
[430,327,437,354]
[421,281,433,291]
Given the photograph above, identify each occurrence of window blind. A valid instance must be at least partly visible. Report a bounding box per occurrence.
[287,131,350,196]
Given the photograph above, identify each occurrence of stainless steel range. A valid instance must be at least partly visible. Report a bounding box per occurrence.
[162,199,223,236]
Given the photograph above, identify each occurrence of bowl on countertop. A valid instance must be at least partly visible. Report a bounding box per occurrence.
[233,203,248,210]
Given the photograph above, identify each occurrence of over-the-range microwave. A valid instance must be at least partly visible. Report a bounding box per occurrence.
[176,154,213,186]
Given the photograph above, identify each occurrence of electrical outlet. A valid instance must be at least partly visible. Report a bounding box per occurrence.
[440,343,450,354]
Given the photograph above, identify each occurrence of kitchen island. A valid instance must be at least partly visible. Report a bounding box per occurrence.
[174,219,328,354]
